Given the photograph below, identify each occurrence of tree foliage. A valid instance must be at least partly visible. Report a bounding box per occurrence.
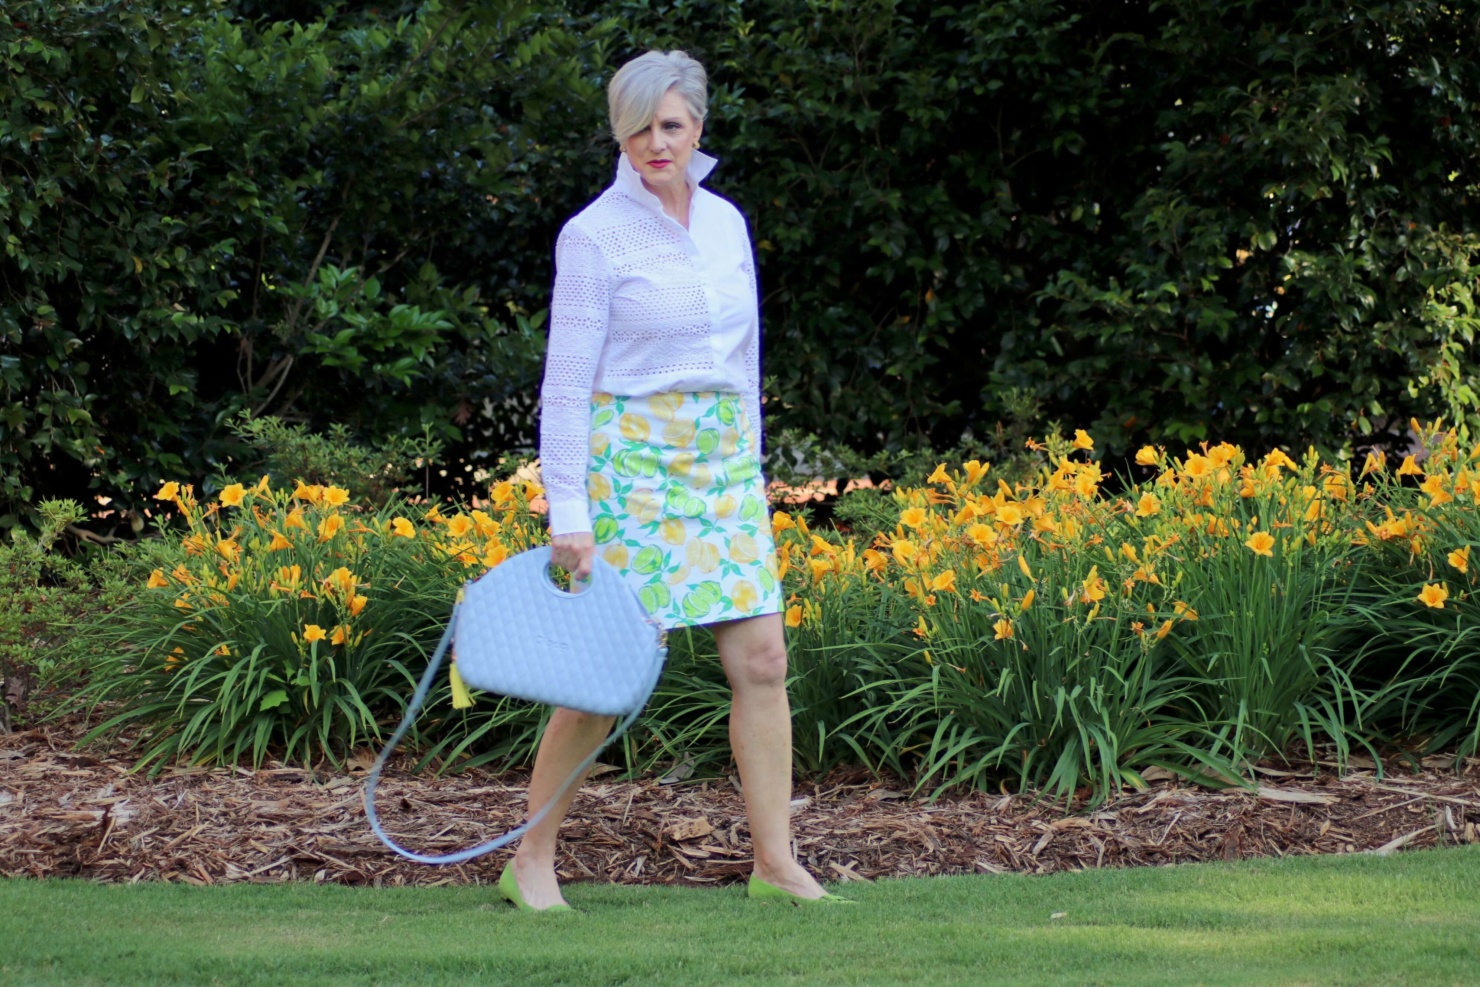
[0,0,606,527]
[3,0,1478,528]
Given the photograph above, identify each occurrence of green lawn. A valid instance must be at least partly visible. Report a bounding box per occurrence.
[4,847,1479,986]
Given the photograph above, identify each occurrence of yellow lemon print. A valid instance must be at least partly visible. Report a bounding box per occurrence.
[629,489,661,523]
[666,564,692,586]
[660,518,687,545]
[590,432,610,457]
[670,452,696,477]
[729,532,759,565]
[663,418,697,448]
[686,539,721,573]
[715,494,737,519]
[619,413,650,443]
[592,393,615,407]
[587,473,613,501]
[647,392,685,421]
[731,580,758,613]
[719,428,740,457]
[602,544,630,569]
[687,463,713,490]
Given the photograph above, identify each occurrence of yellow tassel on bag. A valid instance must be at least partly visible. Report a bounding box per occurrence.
[446,588,474,709]
[449,661,474,709]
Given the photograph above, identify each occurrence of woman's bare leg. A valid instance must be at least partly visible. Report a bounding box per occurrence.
[509,706,615,909]
[712,612,829,898]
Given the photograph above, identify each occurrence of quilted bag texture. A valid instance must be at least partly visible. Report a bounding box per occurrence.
[453,546,666,716]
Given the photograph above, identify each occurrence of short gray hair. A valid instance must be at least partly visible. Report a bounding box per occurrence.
[608,50,708,144]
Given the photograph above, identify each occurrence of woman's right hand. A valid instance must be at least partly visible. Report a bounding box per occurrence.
[550,532,596,582]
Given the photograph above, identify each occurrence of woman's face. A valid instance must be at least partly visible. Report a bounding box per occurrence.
[623,88,703,192]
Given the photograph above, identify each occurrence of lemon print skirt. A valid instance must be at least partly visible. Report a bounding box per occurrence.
[586,390,783,629]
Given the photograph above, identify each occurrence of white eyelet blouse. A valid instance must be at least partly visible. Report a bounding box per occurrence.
[538,150,763,536]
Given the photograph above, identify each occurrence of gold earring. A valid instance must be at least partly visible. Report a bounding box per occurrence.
[693,139,701,149]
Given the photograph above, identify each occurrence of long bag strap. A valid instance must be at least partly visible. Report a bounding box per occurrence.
[362,601,642,866]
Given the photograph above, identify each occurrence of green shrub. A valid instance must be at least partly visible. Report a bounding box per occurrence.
[219,412,444,508]
[0,500,95,728]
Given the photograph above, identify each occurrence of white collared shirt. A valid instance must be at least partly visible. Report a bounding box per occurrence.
[539,151,762,536]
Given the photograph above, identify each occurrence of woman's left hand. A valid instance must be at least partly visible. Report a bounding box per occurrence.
[550,532,596,582]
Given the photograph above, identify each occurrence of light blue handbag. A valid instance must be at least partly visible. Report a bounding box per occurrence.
[364,546,667,864]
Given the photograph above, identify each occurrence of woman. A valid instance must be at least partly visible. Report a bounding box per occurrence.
[501,50,850,911]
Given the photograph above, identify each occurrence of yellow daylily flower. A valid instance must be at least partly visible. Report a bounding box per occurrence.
[1072,429,1094,451]
[292,481,324,504]
[1245,532,1276,557]
[317,514,345,542]
[219,484,246,508]
[1081,566,1106,603]
[1264,449,1298,472]
[1448,546,1470,574]
[966,523,997,548]
[900,507,929,530]
[1417,583,1448,609]
[324,567,356,598]
[1421,474,1453,507]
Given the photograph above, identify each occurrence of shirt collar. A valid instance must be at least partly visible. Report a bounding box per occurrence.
[613,150,718,214]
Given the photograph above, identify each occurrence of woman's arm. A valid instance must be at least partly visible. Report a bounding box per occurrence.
[539,223,610,540]
[738,209,764,451]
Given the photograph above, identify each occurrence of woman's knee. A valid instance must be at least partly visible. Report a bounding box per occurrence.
[729,636,788,691]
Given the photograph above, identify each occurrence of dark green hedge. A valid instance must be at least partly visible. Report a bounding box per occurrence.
[3,0,1477,528]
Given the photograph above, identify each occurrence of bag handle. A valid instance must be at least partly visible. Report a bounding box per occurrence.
[362,600,649,865]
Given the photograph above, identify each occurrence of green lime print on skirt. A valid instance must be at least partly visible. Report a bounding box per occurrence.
[586,391,782,629]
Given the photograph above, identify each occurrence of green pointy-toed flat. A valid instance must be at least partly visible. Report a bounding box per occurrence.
[498,862,574,913]
[747,876,856,905]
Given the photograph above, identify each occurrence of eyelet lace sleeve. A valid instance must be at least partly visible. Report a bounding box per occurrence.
[741,233,764,449]
[539,223,611,536]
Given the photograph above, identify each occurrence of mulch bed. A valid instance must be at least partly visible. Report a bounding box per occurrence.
[3,718,1478,888]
